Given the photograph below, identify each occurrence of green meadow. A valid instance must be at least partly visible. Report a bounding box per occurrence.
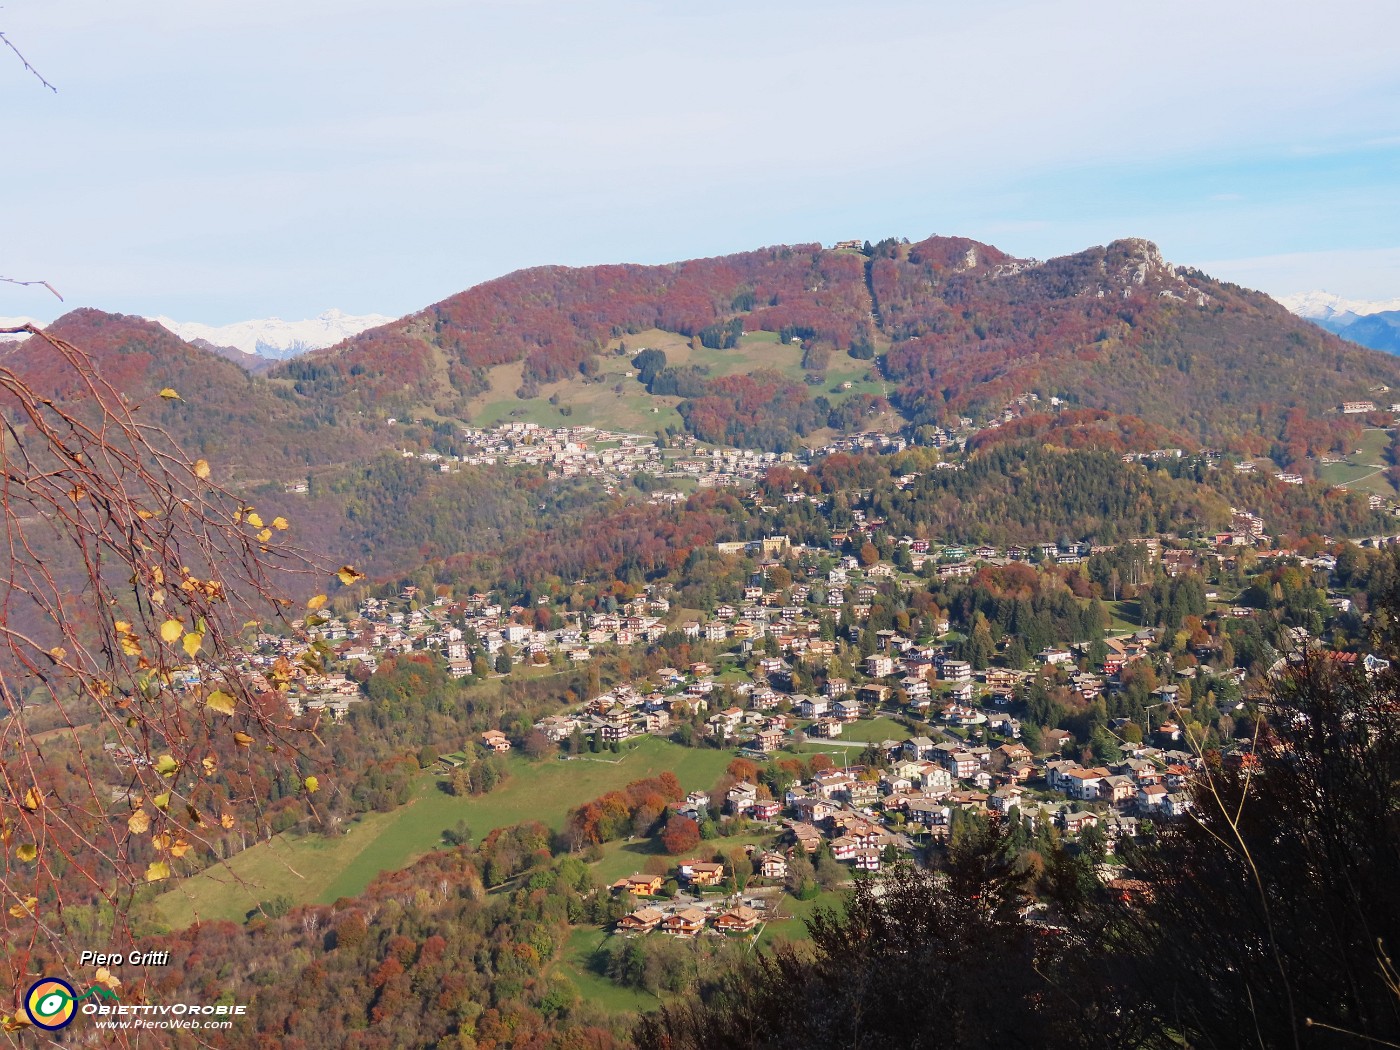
[154,736,736,929]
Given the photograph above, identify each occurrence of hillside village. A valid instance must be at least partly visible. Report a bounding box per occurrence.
[380,396,1400,522]
[198,496,1394,949]
[387,421,913,495]
[160,391,1400,960]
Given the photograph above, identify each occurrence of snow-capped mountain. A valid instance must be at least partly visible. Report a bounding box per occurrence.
[149,309,395,359]
[1277,292,1400,356]
[1276,291,1400,324]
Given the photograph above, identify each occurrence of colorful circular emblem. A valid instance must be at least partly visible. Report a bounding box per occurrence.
[24,977,77,1030]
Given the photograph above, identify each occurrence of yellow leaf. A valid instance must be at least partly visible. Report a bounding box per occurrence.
[152,832,171,850]
[336,566,364,586]
[151,589,166,606]
[153,792,171,811]
[201,755,218,776]
[136,508,155,520]
[151,565,164,585]
[21,787,41,811]
[154,754,178,777]
[182,631,203,658]
[15,844,36,863]
[120,635,142,657]
[246,512,263,528]
[193,459,211,480]
[257,528,272,543]
[47,646,66,663]
[160,619,183,643]
[127,810,150,835]
[145,860,170,882]
[306,594,327,611]
[115,620,131,633]
[158,387,181,400]
[272,516,289,531]
[7,896,37,919]
[169,839,191,859]
[220,812,235,829]
[2,1013,35,1031]
[233,731,253,748]
[304,776,320,794]
[205,689,235,716]
[94,967,121,991]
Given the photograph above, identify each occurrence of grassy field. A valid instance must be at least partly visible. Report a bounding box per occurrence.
[836,716,912,743]
[553,926,661,1015]
[1317,428,1397,497]
[1108,600,1144,631]
[154,737,737,928]
[590,828,780,887]
[467,354,686,434]
[151,808,404,930]
[459,325,893,436]
[757,888,846,946]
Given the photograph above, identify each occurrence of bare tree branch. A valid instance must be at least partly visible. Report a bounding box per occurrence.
[0,29,56,93]
[0,277,62,301]
[0,323,341,1002]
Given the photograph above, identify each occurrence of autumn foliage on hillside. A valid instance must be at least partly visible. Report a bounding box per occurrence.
[563,772,684,848]
[21,235,1400,471]
[873,235,1400,445]
[446,489,747,590]
[966,408,1188,455]
[267,233,1400,453]
[63,834,633,1049]
[3,309,370,474]
[279,245,873,415]
[680,371,838,449]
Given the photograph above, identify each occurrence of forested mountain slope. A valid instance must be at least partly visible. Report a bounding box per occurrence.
[275,235,1400,452]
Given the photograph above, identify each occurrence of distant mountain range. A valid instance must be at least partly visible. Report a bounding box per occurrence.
[8,236,1400,473]
[1278,291,1400,354]
[3,309,395,365]
[150,309,395,360]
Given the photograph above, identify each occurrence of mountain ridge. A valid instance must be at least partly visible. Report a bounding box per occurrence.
[1276,290,1400,321]
[8,234,1400,468]
[274,234,1400,454]
[1278,292,1400,355]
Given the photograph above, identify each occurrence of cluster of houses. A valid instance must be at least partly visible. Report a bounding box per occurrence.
[611,862,773,937]
[258,583,697,707]
[380,384,1079,500]
[397,422,794,492]
[614,901,764,937]
[604,725,1214,936]
[243,497,1285,757]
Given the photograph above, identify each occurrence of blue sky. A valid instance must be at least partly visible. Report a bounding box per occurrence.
[3,0,1398,324]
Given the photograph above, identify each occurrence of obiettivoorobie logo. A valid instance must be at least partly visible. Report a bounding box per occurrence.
[24,977,118,1030]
